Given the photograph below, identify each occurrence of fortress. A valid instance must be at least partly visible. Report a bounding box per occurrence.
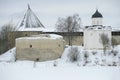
[7,5,120,61]
[8,5,120,48]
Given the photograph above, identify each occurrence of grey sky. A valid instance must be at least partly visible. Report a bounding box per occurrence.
[0,0,120,29]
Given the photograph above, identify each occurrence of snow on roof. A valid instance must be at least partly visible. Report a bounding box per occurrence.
[84,26,112,31]
[18,27,55,32]
[112,27,120,31]
[17,4,45,31]
[16,34,63,40]
[18,27,45,31]
[0,48,16,62]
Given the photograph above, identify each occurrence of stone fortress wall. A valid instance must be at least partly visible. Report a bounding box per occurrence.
[8,31,83,49]
[8,31,120,50]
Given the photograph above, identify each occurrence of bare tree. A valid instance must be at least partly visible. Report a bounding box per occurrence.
[100,33,110,55]
[56,14,81,32]
[0,22,16,39]
[0,22,16,54]
[55,14,81,45]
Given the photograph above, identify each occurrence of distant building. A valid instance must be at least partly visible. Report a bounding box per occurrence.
[84,9,111,50]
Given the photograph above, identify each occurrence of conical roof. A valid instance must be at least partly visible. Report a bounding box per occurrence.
[18,4,45,29]
[92,9,103,18]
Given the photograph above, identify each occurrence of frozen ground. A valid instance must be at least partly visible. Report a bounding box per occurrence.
[0,46,120,80]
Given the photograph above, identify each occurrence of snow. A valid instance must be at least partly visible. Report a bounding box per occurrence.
[18,27,55,32]
[112,27,120,31]
[85,26,112,30]
[0,63,120,80]
[16,34,63,40]
[0,46,120,80]
[0,48,16,62]
[18,27,45,31]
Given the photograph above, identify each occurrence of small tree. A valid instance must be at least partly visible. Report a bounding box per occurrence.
[67,47,80,62]
[0,22,16,40]
[55,14,81,45]
[111,37,118,49]
[100,33,110,55]
[111,50,118,57]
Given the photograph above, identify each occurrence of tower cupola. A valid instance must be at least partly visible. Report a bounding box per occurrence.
[92,9,103,18]
[92,9,103,26]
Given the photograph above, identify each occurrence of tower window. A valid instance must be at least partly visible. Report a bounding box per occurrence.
[29,45,32,48]
[36,58,39,61]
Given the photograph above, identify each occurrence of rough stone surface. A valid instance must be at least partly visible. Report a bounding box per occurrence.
[16,34,65,61]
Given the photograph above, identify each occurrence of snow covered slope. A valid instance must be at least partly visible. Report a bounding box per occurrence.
[0,63,120,80]
[0,46,120,80]
[0,48,16,62]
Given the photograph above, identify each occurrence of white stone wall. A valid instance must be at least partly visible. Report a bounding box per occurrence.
[84,29,111,50]
[92,18,103,26]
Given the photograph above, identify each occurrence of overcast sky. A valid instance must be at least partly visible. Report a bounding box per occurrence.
[0,0,120,29]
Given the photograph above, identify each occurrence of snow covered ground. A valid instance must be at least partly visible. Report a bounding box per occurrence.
[0,46,120,80]
[0,62,120,80]
[0,48,16,62]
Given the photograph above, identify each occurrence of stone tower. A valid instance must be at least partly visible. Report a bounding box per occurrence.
[17,4,45,30]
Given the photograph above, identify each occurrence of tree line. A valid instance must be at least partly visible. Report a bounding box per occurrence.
[0,22,16,54]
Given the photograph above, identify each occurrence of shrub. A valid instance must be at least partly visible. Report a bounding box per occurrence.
[101,59,106,66]
[53,61,57,67]
[92,51,97,55]
[94,58,99,65]
[83,51,89,65]
[111,50,118,56]
[108,51,112,56]
[107,64,112,66]
[112,62,117,66]
[84,51,89,59]
[67,47,80,62]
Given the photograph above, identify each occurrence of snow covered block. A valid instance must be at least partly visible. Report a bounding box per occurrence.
[84,26,111,50]
[16,34,65,61]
